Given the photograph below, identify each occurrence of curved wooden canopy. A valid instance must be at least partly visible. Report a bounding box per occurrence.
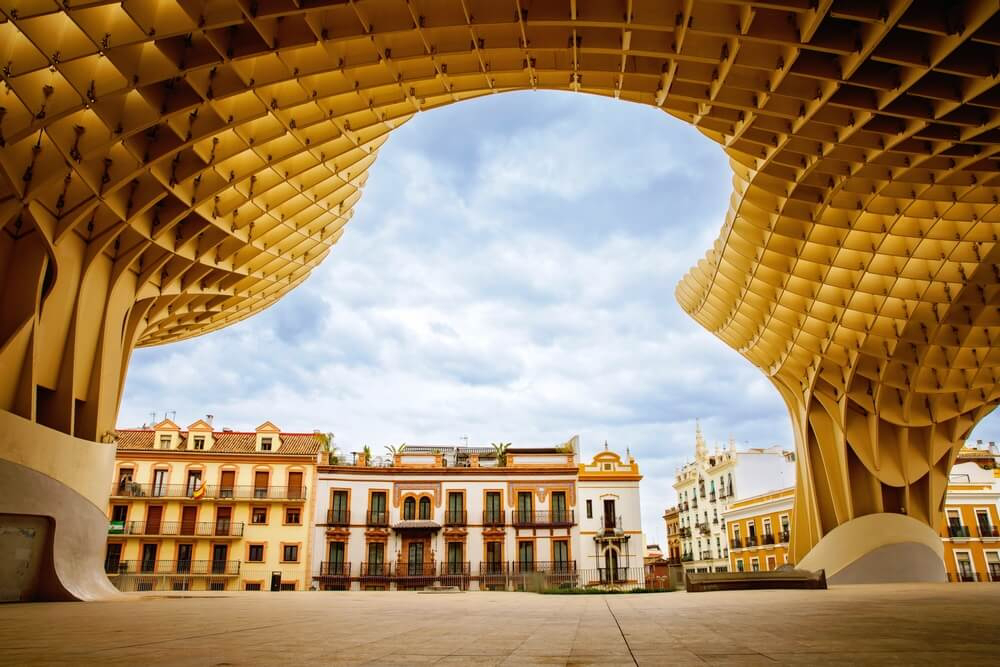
[1,0,999,560]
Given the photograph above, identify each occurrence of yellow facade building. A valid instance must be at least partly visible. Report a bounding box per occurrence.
[724,443,1000,581]
[106,419,321,592]
[723,488,794,574]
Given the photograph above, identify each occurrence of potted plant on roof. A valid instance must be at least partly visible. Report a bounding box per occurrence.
[491,442,510,467]
[361,444,372,467]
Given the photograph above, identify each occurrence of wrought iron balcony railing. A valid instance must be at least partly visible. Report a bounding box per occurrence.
[745,536,758,547]
[761,533,776,545]
[482,510,506,527]
[109,521,244,537]
[778,530,790,543]
[360,562,392,577]
[317,561,351,577]
[325,509,350,526]
[512,510,575,527]
[366,510,389,527]
[948,525,971,538]
[105,559,241,575]
[730,537,743,549]
[978,524,1000,538]
[511,560,577,574]
[111,483,306,500]
[444,510,467,526]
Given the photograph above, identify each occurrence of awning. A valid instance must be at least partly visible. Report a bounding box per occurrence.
[392,520,442,531]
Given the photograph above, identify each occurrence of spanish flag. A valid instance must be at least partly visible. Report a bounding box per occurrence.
[192,479,207,500]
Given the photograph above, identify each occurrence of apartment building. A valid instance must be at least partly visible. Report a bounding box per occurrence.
[723,487,793,573]
[310,440,645,591]
[106,419,321,592]
[722,442,1000,581]
[673,424,795,574]
[663,505,681,563]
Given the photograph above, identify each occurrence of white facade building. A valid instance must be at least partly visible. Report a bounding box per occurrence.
[309,440,645,590]
[673,424,795,574]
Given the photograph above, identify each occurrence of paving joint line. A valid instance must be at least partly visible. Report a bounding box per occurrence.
[603,596,638,666]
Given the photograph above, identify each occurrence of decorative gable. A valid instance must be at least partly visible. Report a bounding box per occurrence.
[186,420,214,451]
[152,419,180,449]
[255,421,281,452]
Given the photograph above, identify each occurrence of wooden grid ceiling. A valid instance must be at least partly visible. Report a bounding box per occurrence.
[2,0,1000,557]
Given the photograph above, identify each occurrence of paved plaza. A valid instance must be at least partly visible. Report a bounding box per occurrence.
[3,584,999,665]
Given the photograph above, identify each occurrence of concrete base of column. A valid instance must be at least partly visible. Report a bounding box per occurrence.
[797,513,947,585]
[0,410,121,601]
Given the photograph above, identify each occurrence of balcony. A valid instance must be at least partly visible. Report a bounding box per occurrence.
[700,551,713,560]
[317,561,351,577]
[110,483,307,501]
[761,533,775,546]
[698,524,711,536]
[679,526,691,538]
[105,560,241,575]
[730,537,743,549]
[444,510,467,526]
[325,509,350,526]
[979,524,1000,539]
[778,530,790,543]
[511,560,577,574]
[745,536,758,547]
[598,515,624,538]
[709,492,717,502]
[512,510,575,528]
[360,562,392,578]
[681,501,689,511]
[948,525,971,539]
[482,510,506,527]
[108,521,244,537]
[690,500,698,510]
[681,553,694,562]
[366,510,389,527]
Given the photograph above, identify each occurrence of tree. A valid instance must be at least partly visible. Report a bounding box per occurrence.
[314,432,339,465]
[491,442,511,467]
[361,444,372,466]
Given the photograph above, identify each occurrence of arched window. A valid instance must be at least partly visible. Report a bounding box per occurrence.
[419,496,431,520]
[403,497,416,520]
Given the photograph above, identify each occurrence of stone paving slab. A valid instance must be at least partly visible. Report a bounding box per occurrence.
[1,584,999,665]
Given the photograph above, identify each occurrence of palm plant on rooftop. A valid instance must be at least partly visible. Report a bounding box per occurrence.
[491,442,511,467]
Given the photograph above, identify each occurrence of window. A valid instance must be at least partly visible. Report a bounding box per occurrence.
[193,436,205,450]
[553,492,568,523]
[111,505,127,522]
[209,582,225,591]
[447,492,464,524]
[328,542,346,567]
[367,542,385,570]
[172,582,190,591]
[485,492,502,524]
[104,543,123,572]
[282,544,299,562]
[553,540,569,569]
[248,544,264,562]
[186,470,202,496]
[956,551,975,581]
[251,507,267,524]
[331,491,349,524]
[370,491,387,524]
[245,583,262,591]
[766,556,776,571]
[986,552,1000,581]
[517,491,533,524]
[736,559,744,572]
[403,497,416,520]
[751,558,760,572]
[518,541,534,568]
[279,582,296,591]
[285,507,301,525]
[446,542,463,574]
[116,468,134,492]
[418,496,431,520]
[260,437,273,451]
[158,435,171,449]
[486,542,503,568]
[763,518,772,537]
[976,510,993,536]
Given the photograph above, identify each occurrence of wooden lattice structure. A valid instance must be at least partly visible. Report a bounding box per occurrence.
[2,0,999,563]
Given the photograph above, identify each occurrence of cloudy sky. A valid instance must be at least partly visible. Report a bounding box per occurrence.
[120,91,999,545]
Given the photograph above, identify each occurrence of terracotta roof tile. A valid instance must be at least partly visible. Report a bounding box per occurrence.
[115,429,321,456]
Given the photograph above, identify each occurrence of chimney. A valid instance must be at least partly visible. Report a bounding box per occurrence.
[206,414,214,426]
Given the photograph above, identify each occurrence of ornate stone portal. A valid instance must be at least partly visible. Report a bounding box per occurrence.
[2,1,999,596]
